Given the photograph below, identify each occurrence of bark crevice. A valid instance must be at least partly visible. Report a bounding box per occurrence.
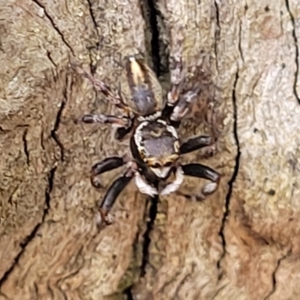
[263,251,291,300]
[32,0,75,55]
[22,127,30,165]
[214,0,220,68]
[0,89,65,287]
[238,20,244,62]
[120,0,163,291]
[51,76,68,162]
[0,166,57,289]
[285,0,300,104]
[46,50,58,68]
[217,69,241,278]
[85,0,100,38]
[141,196,158,277]
[145,0,161,75]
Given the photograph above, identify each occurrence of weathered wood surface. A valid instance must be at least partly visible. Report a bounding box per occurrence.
[0,0,300,299]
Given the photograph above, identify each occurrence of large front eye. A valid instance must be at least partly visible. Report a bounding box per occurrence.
[151,162,161,168]
[164,161,173,167]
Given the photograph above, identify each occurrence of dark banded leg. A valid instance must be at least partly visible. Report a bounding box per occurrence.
[90,156,127,188]
[180,135,212,154]
[79,114,131,128]
[182,163,220,182]
[98,169,134,226]
[182,163,221,195]
[79,114,132,141]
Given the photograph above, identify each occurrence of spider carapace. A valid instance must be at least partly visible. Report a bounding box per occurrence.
[75,54,221,225]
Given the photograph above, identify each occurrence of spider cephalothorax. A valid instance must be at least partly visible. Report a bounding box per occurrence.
[133,119,180,173]
[130,119,182,196]
[74,54,221,225]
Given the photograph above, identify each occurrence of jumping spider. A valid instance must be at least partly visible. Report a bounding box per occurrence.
[75,55,221,225]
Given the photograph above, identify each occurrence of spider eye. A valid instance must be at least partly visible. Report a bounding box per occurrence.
[151,163,161,168]
[164,161,173,167]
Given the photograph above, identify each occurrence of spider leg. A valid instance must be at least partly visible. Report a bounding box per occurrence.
[181,163,221,195]
[79,114,131,128]
[90,156,128,189]
[73,63,134,139]
[169,88,200,122]
[166,56,202,122]
[180,135,212,154]
[98,168,134,226]
[167,57,184,107]
[78,114,134,141]
[134,172,158,198]
[73,63,129,111]
[160,166,184,196]
[114,121,135,140]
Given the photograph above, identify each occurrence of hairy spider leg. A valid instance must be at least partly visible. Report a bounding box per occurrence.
[166,56,202,123]
[167,56,184,107]
[73,63,134,138]
[90,156,127,189]
[73,63,128,110]
[169,86,202,122]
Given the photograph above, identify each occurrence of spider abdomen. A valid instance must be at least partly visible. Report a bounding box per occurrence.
[122,56,166,118]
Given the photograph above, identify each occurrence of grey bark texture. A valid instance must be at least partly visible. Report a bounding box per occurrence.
[0,0,300,299]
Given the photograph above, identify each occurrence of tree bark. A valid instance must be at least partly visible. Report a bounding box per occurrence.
[0,0,300,300]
